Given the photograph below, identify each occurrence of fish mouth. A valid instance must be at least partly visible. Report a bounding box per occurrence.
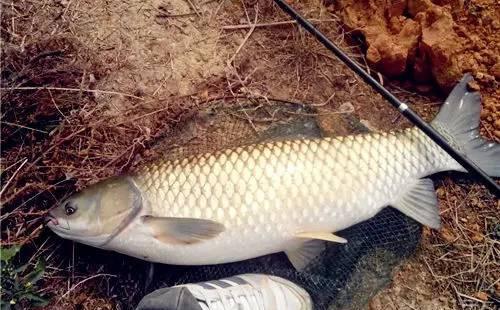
[44,214,59,226]
[45,212,71,231]
[43,212,109,245]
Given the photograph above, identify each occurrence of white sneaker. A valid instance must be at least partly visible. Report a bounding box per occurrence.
[136,273,313,310]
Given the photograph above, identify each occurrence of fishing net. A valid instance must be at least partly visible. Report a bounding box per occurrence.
[140,98,422,310]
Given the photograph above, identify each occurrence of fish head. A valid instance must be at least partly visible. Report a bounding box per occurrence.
[46,177,142,246]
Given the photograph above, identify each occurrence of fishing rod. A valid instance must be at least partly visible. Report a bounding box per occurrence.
[273,0,500,197]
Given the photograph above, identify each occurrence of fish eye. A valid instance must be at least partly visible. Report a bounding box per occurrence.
[64,202,77,216]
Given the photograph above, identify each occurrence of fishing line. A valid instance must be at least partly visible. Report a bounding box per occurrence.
[273,0,499,197]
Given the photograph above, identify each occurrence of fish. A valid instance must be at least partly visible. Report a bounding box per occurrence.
[46,75,499,270]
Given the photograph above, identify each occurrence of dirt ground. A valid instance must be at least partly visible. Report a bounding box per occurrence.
[1,0,499,309]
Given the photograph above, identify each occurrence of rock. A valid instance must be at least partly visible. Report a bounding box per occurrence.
[432,0,464,11]
[473,52,482,62]
[413,48,433,82]
[388,0,407,17]
[328,0,471,92]
[481,73,495,83]
[467,80,480,91]
[417,6,463,90]
[407,0,434,17]
[494,130,500,140]
[366,37,409,77]
[336,0,385,30]
[338,0,421,78]
[456,53,479,73]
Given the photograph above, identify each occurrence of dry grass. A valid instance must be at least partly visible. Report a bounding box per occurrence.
[0,0,203,244]
[1,2,210,308]
[1,0,499,309]
[426,180,500,308]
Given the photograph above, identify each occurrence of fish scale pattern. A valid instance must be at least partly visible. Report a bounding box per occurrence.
[133,127,452,246]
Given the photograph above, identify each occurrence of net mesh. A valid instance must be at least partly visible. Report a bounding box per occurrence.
[175,208,420,310]
[141,98,422,310]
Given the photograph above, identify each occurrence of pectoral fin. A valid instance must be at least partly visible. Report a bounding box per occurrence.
[285,239,325,271]
[141,216,225,245]
[295,231,347,243]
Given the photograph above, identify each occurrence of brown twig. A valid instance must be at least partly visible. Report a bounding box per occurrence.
[209,0,226,21]
[57,273,116,303]
[1,121,48,133]
[1,87,144,100]
[184,0,202,17]
[227,4,259,65]
[0,158,28,199]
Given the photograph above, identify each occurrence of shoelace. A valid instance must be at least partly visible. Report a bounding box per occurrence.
[201,285,265,310]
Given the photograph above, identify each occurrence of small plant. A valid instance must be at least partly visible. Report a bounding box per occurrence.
[0,245,48,309]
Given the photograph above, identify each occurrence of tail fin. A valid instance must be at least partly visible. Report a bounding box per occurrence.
[431,74,500,177]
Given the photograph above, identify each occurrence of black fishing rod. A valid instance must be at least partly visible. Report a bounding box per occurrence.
[273,0,499,197]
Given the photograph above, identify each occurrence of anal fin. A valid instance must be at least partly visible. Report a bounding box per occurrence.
[392,178,441,229]
[285,239,325,271]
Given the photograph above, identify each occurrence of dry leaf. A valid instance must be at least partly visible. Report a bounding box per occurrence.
[440,227,456,243]
[471,232,484,242]
[474,291,488,301]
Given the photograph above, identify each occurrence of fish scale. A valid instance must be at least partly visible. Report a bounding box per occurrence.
[125,127,453,265]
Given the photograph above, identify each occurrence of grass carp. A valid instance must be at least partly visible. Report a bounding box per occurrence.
[47,75,499,270]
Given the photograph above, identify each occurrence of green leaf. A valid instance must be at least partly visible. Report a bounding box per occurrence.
[32,298,49,307]
[0,246,21,263]
[23,259,46,285]
[12,274,20,291]
[18,293,49,307]
[0,303,12,310]
[13,263,28,274]
[0,299,12,310]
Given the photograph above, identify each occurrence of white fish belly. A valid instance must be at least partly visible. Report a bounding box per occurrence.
[112,127,452,265]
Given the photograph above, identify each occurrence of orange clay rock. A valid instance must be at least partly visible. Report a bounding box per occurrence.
[365,18,421,77]
[491,62,500,80]
[334,0,420,77]
[327,0,466,91]
[414,5,463,89]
